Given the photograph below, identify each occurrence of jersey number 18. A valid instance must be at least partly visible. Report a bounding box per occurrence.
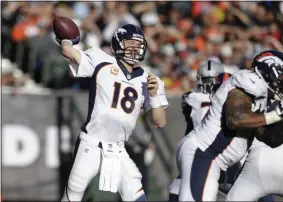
[111,82,138,113]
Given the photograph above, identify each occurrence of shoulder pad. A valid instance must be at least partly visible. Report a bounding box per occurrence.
[182,91,192,106]
[182,91,192,99]
[232,70,268,98]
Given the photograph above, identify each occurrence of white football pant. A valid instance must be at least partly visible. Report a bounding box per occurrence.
[61,136,146,201]
[226,144,283,201]
[176,136,222,201]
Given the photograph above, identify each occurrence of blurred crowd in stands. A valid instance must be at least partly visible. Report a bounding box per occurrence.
[2,1,283,95]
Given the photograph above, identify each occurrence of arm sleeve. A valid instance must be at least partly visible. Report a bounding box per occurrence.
[69,47,114,77]
[182,92,194,135]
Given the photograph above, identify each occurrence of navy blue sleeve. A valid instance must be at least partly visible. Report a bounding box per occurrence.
[182,91,194,136]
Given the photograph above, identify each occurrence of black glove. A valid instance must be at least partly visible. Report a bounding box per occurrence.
[55,36,80,45]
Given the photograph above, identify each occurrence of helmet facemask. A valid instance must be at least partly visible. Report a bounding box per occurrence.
[196,60,224,94]
[121,38,147,65]
[197,76,216,94]
[111,24,147,66]
[112,36,147,66]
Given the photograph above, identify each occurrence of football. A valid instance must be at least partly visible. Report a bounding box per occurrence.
[53,16,80,41]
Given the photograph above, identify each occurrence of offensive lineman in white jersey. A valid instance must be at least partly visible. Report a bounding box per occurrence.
[226,51,283,201]
[227,123,283,201]
[168,60,227,201]
[56,24,169,201]
[177,49,283,201]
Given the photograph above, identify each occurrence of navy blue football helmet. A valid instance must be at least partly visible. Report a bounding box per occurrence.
[252,50,283,100]
[111,24,147,65]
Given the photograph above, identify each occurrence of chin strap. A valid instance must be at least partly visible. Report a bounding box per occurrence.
[122,56,140,65]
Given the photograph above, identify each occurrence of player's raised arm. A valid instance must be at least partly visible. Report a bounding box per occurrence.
[225,88,283,134]
[53,16,101,78]
[53,16,81,64]
[60,40,81,63]
[145,73,168,128]
[59,40,97,78]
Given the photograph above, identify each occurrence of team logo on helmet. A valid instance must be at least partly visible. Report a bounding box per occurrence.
[257,55,283,69]
[114,28,127,41]
[117,28,127,34]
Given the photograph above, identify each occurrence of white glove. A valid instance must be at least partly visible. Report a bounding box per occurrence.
[265,100,283,125]
[275,100,283,117]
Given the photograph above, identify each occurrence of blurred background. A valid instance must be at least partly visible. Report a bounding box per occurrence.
[2,1,283,201]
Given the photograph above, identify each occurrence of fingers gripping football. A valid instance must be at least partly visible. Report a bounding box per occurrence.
[53,16,80,45]
[55,38,80,46]
[147,73,159,97]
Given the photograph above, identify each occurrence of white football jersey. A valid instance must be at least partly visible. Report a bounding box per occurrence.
[190,69,269,170]
[183,91,211,128]
[69,47,168,143]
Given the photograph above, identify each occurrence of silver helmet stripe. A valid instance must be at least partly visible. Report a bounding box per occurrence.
[198,60,224,77]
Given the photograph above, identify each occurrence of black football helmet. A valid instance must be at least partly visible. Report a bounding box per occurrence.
[111,24,147,65]
[252,50,283,100]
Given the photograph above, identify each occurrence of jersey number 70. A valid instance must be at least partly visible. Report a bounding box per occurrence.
[111,82,138,113]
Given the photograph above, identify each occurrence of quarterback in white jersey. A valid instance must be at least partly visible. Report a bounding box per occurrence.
[168,60,225,200]
[56,24,168,201]
[177,50,283,201]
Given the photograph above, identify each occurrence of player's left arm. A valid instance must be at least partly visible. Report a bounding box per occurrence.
[225,88,267,138]
[226,88,283,138]
[145,73,168,128]
[226,88,283,128]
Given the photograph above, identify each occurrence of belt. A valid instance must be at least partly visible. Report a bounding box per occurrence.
[98,141,125,149]
[79,132,125,149]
